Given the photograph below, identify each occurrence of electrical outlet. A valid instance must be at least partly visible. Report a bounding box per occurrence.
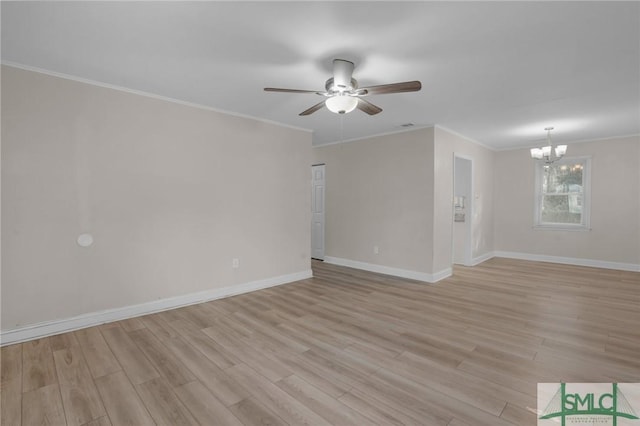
[374,245,379,255]
[232,258,240,268]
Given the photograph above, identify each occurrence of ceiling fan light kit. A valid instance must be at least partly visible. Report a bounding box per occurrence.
[264,59,421,116]
[325,94,358,114]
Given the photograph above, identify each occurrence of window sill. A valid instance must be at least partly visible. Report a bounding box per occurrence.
[533,224,591,232]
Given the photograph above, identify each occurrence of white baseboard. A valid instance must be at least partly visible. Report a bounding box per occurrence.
[431,267,453,282]
[471,251,495,266]
[0,269,312,346]
[324,256,451,283]
[492,251,640,272]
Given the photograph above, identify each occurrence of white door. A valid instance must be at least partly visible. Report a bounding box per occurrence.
[311,164,325,260]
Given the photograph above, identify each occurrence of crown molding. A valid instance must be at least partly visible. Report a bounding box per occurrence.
[1,61,313,134]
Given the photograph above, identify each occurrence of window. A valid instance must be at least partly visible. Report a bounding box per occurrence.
[534,157,591,230]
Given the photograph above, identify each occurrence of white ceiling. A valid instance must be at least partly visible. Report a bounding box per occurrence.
[2,1,639,149]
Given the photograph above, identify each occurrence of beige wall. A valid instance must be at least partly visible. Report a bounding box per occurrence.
[433,127,495,271]
[312,128,435,273]
[312,126,496,278]
[1,65,312,331]
[493,135,640,265]
[4,65,636,334]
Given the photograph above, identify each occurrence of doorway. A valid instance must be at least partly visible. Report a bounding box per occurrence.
[311,164,325,260]
[453,155,472,266]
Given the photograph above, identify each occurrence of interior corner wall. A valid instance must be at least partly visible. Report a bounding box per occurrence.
[1,65,312,332]
[433,127,495,271]
[312,128,435,276]
[493,135,640,267]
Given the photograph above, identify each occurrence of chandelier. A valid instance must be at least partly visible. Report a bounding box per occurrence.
[530,127,567,164]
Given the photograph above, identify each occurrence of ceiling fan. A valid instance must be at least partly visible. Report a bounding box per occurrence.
[264,59,422,116]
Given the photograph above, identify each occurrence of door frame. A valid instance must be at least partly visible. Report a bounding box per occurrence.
[311,163,326,261]
[452,154,473,266]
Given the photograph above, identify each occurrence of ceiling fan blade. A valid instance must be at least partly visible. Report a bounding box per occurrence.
[332,59,355,90]
[359,81,422,95]
[264,87,322,94]
[357,98,383,115]
[299,100,326,116]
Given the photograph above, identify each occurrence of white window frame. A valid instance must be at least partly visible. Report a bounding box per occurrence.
[533,156,591,231]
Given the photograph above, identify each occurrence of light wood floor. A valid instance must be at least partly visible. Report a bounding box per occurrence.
[2,258,639,426]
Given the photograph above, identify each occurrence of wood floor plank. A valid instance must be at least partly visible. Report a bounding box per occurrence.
[100,326,159,384]
[22,383,67,425]
[135,377,199,426]
[232,310,310,353]
[447,419,474,426]
[118,317,146,333]
[1,343,22,383]
[263,294,309,318]
[139,313,179,342]
[202,314,254,341]
[74,327,122,379]
[22,337,58,392]
[348,369,451,425]
[229,397,289,426]
[168,319,240,370]
[273,352,351,399]
[340,386,427,426]
[1,344,22,426]
[367,367,515,426]
[94,371,154,426]
[341,341,397,369]
[128,328,196,387]
[174,380,244,426]
[499,402,537,425]
[50,333,80,352]
[387,350,510,416]
[276,374,373,425]
[199,298,238,316]
[82,416,112,426]
[456,355,536,397]
[1,377,22,426]
[162,336,250,407]
[171,305,214,329]
[53,346,106,426]
[202,323,294,382]
[300,348,375,387]
[225,363,332,426]
[279,317,352,350]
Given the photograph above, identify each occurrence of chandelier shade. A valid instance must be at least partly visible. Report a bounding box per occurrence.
[530,127,567,164]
